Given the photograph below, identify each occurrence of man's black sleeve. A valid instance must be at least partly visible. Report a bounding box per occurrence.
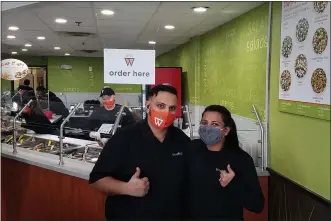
[121,107,136,127]
[50,99,69,117]
[86,109,102,131]
[89,129,130,184]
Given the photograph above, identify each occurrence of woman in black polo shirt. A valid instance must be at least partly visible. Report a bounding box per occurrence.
[185,105,265,220]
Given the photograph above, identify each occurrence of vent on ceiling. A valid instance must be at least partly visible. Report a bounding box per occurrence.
[57,31,96,37]
[79,50,99,54]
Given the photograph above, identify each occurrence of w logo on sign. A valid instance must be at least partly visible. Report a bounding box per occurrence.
[125,58,135,67]
[154,117,163,127]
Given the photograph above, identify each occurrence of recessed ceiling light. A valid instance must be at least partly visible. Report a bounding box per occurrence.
[64,53,70,56]
[8,26,19,31]
[164,25,175,30]
[192,7,208,13]
[22,49,28,52]
[7,35,16,39]
[55,18,67,24]
[101,9,114,15]
[37,36,45,40]
[12,52,17,55]
[25,44,32,47]
[148,41,156,45]
[54,47,61,50]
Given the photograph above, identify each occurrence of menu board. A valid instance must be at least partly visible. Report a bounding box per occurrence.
[279,2,330,120]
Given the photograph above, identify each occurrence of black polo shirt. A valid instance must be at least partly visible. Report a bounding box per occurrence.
[87,104,135,131]
[89,120,191,220]
[184,139,264,220]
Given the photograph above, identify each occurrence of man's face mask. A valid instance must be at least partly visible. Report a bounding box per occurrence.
[198,125,224,145]
[103,99,115,109]
[148,106,176,129]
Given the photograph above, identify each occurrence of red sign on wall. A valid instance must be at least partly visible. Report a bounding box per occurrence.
[151,67,182,118]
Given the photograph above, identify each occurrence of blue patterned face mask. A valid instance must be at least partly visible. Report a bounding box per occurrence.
[198,125,224,145]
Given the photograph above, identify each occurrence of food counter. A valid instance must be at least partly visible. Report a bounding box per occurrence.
[1,133,269,221]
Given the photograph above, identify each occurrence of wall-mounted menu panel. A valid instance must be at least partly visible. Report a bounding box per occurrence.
[279,2,330,120]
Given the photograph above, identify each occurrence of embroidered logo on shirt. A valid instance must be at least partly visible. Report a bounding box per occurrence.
[172,152,183,156]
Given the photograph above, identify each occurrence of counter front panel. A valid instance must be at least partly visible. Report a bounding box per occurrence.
[1,143,269,221]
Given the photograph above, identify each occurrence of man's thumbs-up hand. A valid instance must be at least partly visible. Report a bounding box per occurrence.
[126,167,150,197]
[131,167,141,179]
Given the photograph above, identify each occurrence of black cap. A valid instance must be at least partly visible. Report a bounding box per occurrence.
[100,87,115,97]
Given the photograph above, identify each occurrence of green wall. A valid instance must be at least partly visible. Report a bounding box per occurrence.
[156,38,199,108]
[1,80,11,92]
[157,2,330,200]
[269,2,330,200]
[157,3,269,120]
[48,56,141,93]
[1,55,140,94]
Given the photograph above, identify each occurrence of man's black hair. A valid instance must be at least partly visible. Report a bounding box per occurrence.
[100,87,115,97]
[24,79,30,86]
[147,84,177,99]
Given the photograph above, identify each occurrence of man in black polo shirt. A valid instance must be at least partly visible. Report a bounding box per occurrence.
[89,84,190,220]
[87,87,135,131]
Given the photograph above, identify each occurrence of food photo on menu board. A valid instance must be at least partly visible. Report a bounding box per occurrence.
[279,1,330,121]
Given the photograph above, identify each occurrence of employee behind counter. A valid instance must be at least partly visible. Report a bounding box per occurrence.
[36,86,69,118]
[86,87,135,132]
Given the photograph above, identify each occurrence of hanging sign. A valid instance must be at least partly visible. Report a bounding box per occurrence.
[104,49,155,85]
[1,59,29,80]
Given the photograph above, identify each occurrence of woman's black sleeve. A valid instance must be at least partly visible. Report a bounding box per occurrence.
[226,152,265,213]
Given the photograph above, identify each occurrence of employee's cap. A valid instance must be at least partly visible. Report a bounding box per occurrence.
[100,87,115,97]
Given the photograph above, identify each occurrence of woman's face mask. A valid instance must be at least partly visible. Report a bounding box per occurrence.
[198,125,224,145]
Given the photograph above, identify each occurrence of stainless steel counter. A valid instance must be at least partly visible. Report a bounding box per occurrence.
[1,143,93,180]
[1,142,269,179]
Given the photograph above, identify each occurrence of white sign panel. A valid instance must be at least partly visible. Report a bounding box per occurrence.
[1,59,29,80]
[104,49,155,85]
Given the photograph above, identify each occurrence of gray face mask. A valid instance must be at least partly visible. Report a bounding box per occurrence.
[198,125,223,145]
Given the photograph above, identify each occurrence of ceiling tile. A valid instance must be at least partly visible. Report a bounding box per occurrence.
[65,37,101,50]
[59,2,92,8]
[1,1,265,57]
[2,12,51,32]
[37,6,95,20]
